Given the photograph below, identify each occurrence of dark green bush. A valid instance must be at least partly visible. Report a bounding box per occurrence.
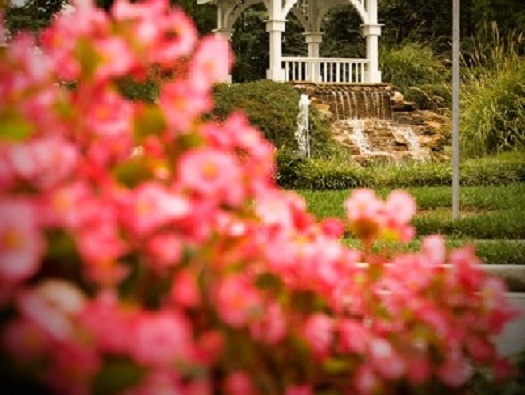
[116,77,160,103]
[211,80,336,157]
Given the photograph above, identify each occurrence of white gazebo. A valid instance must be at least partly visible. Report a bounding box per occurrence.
[197,0,382,84]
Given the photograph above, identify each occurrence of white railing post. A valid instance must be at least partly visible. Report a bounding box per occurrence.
[266,19,286,82]
[281,57,370,83]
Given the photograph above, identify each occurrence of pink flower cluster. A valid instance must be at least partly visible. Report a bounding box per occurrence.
[0,1,518,394]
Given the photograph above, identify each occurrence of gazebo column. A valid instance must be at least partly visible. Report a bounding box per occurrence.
[265,19,286,81]
[213,28,235,83]
[303,32,323,82]
[362,0,382,83]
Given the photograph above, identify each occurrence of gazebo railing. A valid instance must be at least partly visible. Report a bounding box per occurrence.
[282,57,370,83]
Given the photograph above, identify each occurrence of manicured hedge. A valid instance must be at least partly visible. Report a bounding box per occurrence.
[278,155,525,189]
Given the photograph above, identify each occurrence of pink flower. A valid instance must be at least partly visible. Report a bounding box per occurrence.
[112,0,168,20]
[159,79,211,132]
[368,338,406,380]
[171,270,201,309]
[465,335,496,362]
[145,233,183,272]
[177,148,244,205]
[448,245,485,290]
[338,319,371,354]
[493,357,517,381]
[129,310,193,366]
[121,370,183,395]
[285,385,313,395]
[124,182,190,236]
[250,301,287,344]
[422,235,446,266]
[1,318,51,362]
[0,198,43,283]
[344,189,384,242]
[224,372,257,395]
[78,290,132,353]
[153,8,197,65]
[481,277,519,334]
[94,36,134,79]
[189,36,232,91]
[84,87,134,140]
[436,352,473,387]
[302,313,334,358]
[319,217,345,238]
[216,275,263,328]
[345,189,417,243]
[385,190,416,225]
[44,340,100,395]
[194,330,224,365]
[345,189,384,223]
[5,137,78,189]
[353,365,382,395]
[16,280,85,341]
[406,356,431,384]
[43,181,92,229]
[75,222,128,285]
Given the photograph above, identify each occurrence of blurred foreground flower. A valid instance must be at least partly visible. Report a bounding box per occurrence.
[0,1,519,394]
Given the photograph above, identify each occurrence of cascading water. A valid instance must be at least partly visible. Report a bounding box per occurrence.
[295,94,310,157]
[296,84,434,162]
[391,125,428,160]
[326,89,392,121]
[345,120,372,154]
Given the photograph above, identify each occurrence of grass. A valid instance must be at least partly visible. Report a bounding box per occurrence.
[297,183,525,265]
[298,184,525,218]
[341,238,525,267]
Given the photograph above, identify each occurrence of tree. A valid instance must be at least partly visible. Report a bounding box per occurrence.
[4,0,65,34]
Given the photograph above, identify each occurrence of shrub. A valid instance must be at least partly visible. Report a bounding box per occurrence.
[0,2,518,395]
[380,43,449,94]
[278,153,524,190]
[116,76,160,103]
[404,83,451,111]
[461,28,525,157]
[211,80,337,158]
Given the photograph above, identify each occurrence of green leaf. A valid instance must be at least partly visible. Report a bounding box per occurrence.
[112,158,155,188]
[74,38,101,79]
[133,104,167,140]
[322,357,351,374]
[0,114,35,142]
[91,357,145,395]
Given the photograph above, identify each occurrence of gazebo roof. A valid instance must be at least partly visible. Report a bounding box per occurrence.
[198,0,382,83]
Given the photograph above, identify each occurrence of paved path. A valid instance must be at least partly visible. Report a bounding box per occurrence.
[495,292,525,357]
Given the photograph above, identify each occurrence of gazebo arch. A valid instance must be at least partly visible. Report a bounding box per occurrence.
[197,0,382,83]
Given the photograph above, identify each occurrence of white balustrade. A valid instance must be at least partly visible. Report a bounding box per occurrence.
[282,57,370,83]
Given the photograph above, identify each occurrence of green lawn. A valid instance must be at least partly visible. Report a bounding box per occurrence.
[297,183,525,265]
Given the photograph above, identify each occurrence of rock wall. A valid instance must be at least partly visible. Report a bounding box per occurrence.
[293,83,451,164]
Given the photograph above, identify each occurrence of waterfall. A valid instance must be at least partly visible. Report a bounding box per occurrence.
[295,94,310,157]
[391,125,427,160]
[331,91,340,120]
[346,120,372,154]
[306,84,431,163]
[326,88,392,120]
